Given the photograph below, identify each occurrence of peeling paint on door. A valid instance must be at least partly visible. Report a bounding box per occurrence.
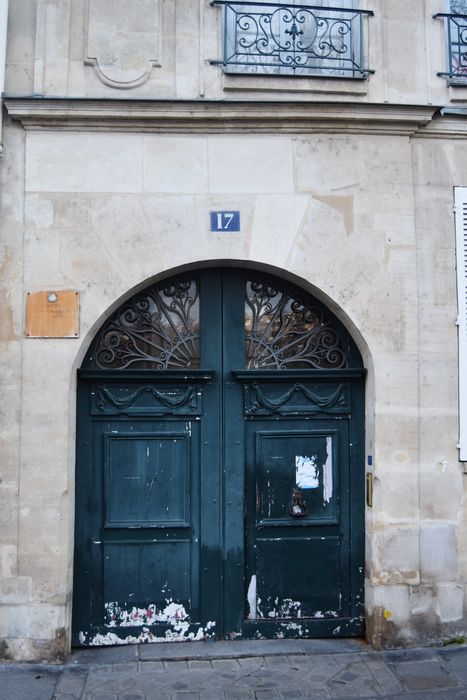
[295,455,319,489]
[323,436,333,504]
[105,600,189,628]
[247,575,257,619]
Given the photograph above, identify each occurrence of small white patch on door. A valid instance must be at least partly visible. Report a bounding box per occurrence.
[323,437,333,504]
[247,575,257,620]
[295,455,319,489]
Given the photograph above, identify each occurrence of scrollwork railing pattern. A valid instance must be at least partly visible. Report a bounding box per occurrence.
[212,1,373,78]
[435,12,467,81]
[90,279,200,369]
[245,280,347,369]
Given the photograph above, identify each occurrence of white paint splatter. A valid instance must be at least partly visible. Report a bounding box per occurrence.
[79,620,216,647]
[105,601,188,628]
[323,437,333,504]
[296,455,319,489]
[247,575,257,620]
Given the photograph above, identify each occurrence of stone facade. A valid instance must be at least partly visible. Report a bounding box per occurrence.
[1,0,467,661]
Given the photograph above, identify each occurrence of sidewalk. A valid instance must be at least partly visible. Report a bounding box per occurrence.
[1,638,467,700]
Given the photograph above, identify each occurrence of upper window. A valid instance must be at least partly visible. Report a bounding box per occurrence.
[83,271,360,371]
[211,1,374,79]
[435,0,467,83]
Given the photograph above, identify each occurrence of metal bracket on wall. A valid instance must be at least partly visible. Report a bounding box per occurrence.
[366,472,373,507]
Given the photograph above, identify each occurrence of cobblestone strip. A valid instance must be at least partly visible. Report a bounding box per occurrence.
[52,647,467,700]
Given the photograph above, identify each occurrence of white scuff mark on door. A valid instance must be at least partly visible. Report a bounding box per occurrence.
[247,575,257,620]
[79,620,217,647]
[323,437,333,504]
[280,598,302,617]
[280,622,304,635]
[332,626,341,635]
[105,601,188,628]
[314,610,324,618]
[296,455,319,489]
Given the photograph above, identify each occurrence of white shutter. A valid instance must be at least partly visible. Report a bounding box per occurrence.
[455,187,467,461]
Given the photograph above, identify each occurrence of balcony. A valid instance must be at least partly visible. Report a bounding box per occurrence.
[210,1,374,79]
[434,12,467,83]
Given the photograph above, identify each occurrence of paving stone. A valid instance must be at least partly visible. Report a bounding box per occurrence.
[163,660,188,670]
[138,661,164,672]
[0,668,60,700]
[224,689,254,699]
[56,670,88,693]
[238,657,267,669]
[67,645,138,666]
[211,659,241,671]
[187,659,212,669]
[112,663,139,673]
[388,659,459,691]
[254,690,278,699]
[289,689,328,699]
[440,648,467,684]
[264,656,293,667]
[381,648,438,663]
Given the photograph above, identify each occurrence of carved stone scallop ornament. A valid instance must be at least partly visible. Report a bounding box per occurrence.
[85,0,161,89]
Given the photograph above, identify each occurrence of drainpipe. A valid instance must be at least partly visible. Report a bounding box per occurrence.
[0,0,9,157]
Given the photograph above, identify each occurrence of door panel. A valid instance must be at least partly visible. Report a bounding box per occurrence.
[104,433,190,527]
[74,378,214,645]
[74,268,365,645]
[244,412,357,637]
[254,429,339,525]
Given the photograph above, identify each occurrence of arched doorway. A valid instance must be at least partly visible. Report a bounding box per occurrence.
[73,267,365,645]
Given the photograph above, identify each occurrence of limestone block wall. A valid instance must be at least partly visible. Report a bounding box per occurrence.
[0,111,466,658]
[4,0,467,108]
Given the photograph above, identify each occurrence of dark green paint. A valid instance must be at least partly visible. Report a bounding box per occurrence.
[73,268,365,645]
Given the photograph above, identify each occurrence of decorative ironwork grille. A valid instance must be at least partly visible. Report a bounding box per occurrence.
[434,11,467,81]
[211,1,373,78]
[88,279,200,369]
[245,279,347,369]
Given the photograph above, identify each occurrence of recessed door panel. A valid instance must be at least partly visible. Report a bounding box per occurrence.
[255,430,339,525]
[105,434,190,527]
[103,540,192,627]
[254,537,342,619]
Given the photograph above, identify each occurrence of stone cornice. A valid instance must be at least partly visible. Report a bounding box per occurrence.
[412,112,467,139]
[3,97,441,136]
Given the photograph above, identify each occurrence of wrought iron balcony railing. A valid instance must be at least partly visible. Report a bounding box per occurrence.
[434,12,467,82]
[211,1,374,79]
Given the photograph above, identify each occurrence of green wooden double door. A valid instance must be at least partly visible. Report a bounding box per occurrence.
[73,268,365,645]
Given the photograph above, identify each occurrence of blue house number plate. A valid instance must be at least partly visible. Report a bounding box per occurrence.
[210,211,240,232]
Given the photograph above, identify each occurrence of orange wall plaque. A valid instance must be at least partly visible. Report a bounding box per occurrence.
[25,291,80,338]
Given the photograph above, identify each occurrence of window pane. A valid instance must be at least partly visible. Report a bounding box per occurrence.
[91,278,200,369]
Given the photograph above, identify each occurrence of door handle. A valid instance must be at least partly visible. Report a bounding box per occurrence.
[288,488,308,518]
